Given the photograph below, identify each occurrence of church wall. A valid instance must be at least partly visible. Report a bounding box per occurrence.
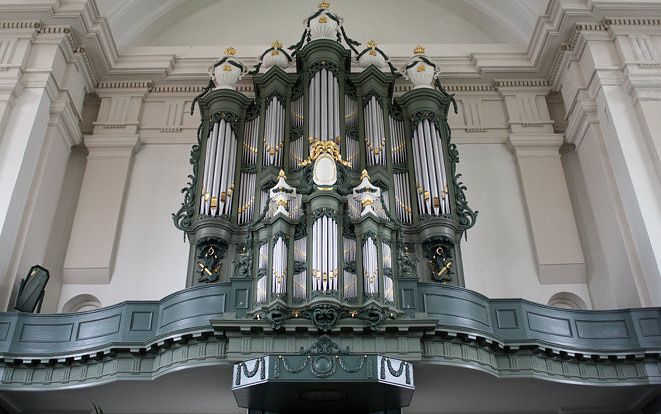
[59,143,191,309]
[458,143,591,306]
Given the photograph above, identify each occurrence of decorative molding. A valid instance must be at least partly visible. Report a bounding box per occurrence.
[96,80,152,90]
[604,17,661,27]
[0,20,41,30]
[495,79,549,89]
[149,85,206,93]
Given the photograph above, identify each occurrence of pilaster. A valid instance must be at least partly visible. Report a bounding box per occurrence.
[558,19,661,307]
[63,81,149,285]
[499,81,585,285]
[0,22,91,311]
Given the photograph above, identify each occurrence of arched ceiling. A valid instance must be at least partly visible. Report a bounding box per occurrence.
[96,0,550,51]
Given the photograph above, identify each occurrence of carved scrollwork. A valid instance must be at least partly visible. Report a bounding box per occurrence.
[172,126,202,234]
[448,141,478,231]
[210,111,241,134]
[232,234,253,278]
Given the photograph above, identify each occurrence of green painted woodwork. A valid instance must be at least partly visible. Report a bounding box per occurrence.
[1,282,660,390]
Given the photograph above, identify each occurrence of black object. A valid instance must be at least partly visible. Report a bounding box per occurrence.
[14,265,49,313]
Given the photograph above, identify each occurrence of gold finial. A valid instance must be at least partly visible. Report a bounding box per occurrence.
[360,169,370,180]
[224,47,237,56]
[413,44,425,55]
[272,40,282,49]
[367,40,377,49]
[278,169,287,179]
[319,1,330,9]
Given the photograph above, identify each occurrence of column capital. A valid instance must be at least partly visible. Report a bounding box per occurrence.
[84,134,141,159]
[507,133,564,157]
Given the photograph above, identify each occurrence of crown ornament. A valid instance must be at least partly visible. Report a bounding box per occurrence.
[413,45,426,55]
[319,1,330,9]
[224,47,237,56]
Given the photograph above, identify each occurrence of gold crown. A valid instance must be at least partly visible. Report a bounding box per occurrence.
[319,1,330,9]
[224,47,237,56]
[272,40,282,49]
[367,40,377,49]
[413,44,425,55]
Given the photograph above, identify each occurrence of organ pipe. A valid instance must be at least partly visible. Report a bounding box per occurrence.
[364,97,386,166]
[389,115,407,164]
[199,119,237,217]
[411,119,450,216]
[243,116,259,165]
[263,97,285,167]
[308,69,340,146]
[237,172,256,225]
[289,95,305,169]
[312,215,338,292]
[272,237,287,295]
[363,236,378,295]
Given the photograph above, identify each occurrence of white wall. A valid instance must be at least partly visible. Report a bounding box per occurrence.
[459,143,591,306]
[59,144,191,308]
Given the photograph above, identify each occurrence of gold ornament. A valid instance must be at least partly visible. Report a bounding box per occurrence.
[319,1,330,9]
[413,44,425,55]
[224,47,237,56]
[299,140,351,167]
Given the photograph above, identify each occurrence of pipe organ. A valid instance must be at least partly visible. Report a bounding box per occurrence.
[173,2,477,330]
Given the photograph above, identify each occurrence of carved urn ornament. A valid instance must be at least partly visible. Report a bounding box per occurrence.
[308,1,340,40]
[208,47,249,90]
[403,45,440,88]
[259,40,292,72]
[175,1,477,330]
[357,40,388,70]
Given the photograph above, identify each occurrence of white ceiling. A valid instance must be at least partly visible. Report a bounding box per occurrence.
[95,0,550,51]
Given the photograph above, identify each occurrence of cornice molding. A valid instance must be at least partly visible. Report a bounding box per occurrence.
[96,80,152,90]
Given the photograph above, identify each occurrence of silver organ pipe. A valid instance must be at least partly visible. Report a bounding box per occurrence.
[289,194,303,220]
[343,237,357,299]
[432,124,451,214]
[312,215,339,292]
[411,119,450,216]
[257,242,269,303]
[389,115,407,164]
[382,242,394,303]
[200,119,237,216]
[260,189,268,214]
[272,237,287,295]
[309,69,340,147]
[263,97,284,167]
[243,116,259,165]
[363,236,379,295]
[289,95,305,168]
[237,172,256,225]
[257,277,267,304]
[393,172,413,223]
[364,97,386,166]
[293,236,307,300]
[344,94,359,170]
[333,77,340,140]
